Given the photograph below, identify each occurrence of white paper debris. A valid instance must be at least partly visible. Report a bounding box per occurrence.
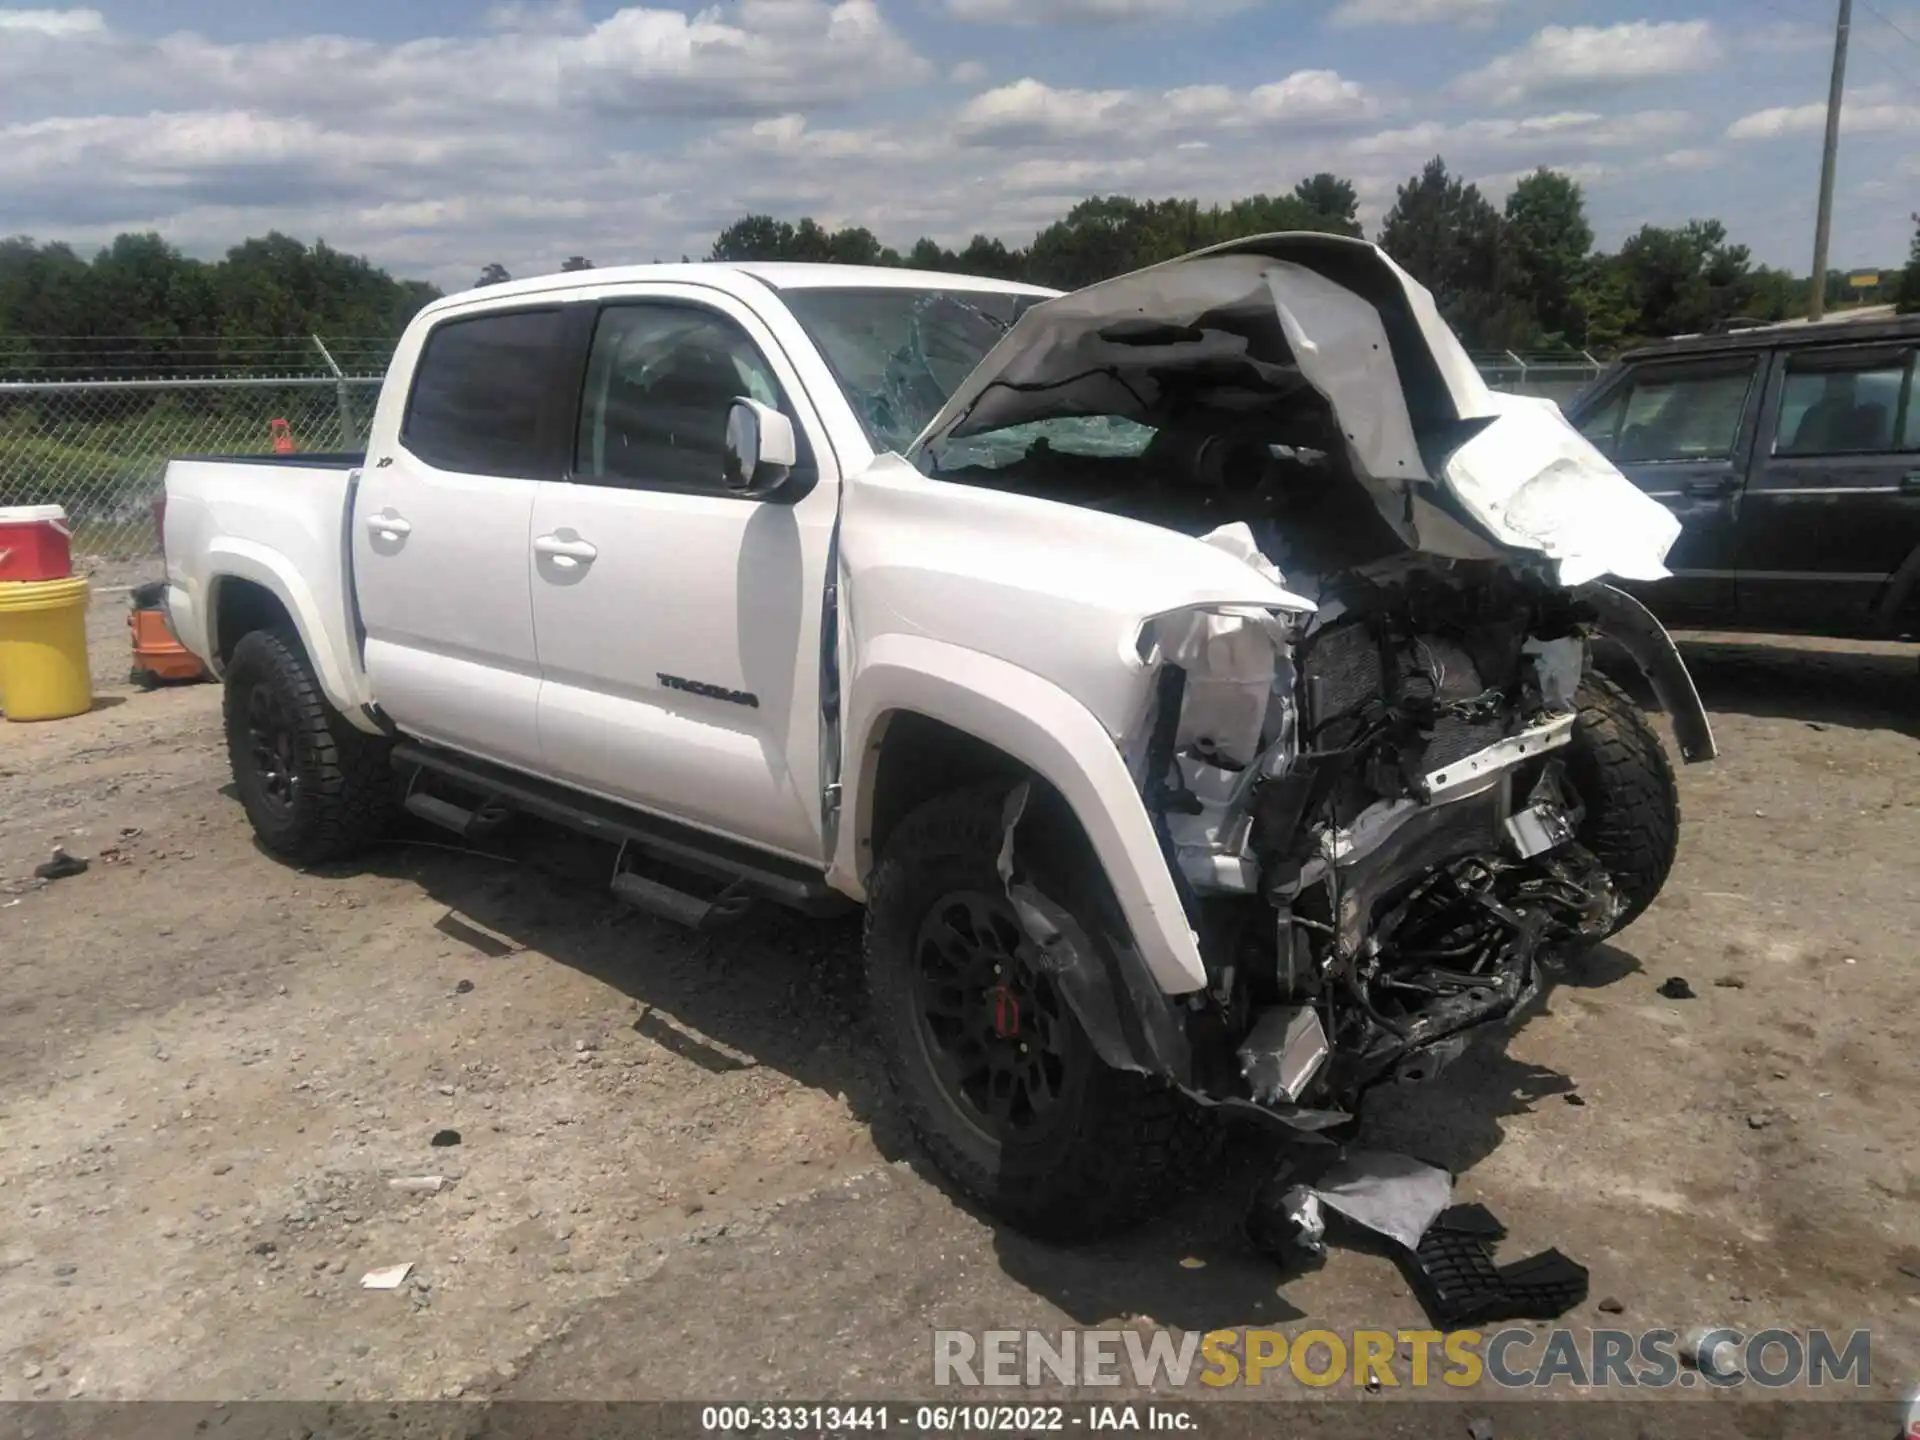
[387,1176,444,1194]
[1311,1150,1454,1251]
[360,1263,413,1290]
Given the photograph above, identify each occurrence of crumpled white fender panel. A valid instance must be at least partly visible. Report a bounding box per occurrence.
[1441,391,1683,587]
[836,460,1317,994]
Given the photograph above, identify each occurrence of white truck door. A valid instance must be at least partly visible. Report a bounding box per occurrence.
[354,304,571,770]
[529,291,838,862]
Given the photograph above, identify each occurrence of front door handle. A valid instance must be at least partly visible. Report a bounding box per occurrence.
[366,512,411,538]
[534,534,598,567]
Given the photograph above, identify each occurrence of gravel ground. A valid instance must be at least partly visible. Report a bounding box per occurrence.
[1,573,1917,1423]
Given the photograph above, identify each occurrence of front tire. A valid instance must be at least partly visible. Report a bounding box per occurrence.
[223,628,397,866]
[1562,671,1681,932]
[864,784,1202,1241]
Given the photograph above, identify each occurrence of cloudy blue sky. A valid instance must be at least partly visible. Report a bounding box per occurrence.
[2,0,1915,289]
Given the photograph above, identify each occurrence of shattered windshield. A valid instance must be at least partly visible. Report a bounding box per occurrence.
[923,415,1159,471]
[778,286,1045,455]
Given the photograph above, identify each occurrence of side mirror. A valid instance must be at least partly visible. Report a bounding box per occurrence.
[723,398,798,495]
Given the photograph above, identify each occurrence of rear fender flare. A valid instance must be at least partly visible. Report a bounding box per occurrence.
[836,633,1208,996]
[206,539,378,734]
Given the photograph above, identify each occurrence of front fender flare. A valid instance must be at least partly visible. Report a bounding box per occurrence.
[205,538,378,734]
[836,633,1208,996]
[1583,583,1717,763]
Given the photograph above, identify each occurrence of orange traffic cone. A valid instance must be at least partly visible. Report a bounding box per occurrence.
[270,418,295,454]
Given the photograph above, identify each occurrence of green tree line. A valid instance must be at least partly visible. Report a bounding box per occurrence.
[7,158,1915,372]
[713,159,1914,350]
[0,231,441,374]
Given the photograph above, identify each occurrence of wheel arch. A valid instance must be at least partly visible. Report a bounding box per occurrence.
[836,634,1206,996]
[211,576,295,663]
[202,540,378,734]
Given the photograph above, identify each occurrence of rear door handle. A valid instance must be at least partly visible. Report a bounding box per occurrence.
[534,534,598,566]
[366,512,411,537]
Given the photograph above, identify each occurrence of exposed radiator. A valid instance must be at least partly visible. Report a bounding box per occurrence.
[1302,622,1508,769]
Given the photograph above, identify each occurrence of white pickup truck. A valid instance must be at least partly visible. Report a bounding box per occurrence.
[163,233,1715,1238]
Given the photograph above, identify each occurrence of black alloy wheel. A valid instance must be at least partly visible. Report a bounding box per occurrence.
[910,890,1073,1142]
[243,679,301,816]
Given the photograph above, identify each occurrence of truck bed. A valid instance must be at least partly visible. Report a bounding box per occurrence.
[161,454,375,724]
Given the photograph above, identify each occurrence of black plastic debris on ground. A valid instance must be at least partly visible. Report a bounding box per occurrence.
[1245,1154,1590,1328]
[1657,975,1696,1000]
[34,848,89,881]
[1397,1203,1589,1326]
[430,1129,461,1148]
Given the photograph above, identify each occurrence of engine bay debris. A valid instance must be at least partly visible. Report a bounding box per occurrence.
[1127,540,1631,1129]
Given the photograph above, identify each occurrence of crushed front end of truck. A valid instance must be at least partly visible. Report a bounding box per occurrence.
[912,233,1718,1137]
[983,544,1700,1134]
[1134,557,1631,1125]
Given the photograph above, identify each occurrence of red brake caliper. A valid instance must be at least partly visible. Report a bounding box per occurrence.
[991,983,1021,1039]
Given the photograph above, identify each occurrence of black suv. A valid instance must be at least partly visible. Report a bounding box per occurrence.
[1566,315,1920,640]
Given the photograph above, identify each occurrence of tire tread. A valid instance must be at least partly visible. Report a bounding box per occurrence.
[223,628,396,865]
[1568,670,1681,931]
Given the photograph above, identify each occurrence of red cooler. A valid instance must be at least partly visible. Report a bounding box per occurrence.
[0,506,74,583]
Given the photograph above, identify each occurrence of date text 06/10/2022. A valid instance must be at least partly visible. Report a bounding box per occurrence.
[700,1404,1197,1432]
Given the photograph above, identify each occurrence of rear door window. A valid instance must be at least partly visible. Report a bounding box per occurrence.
[402,308,570,477]
[1772,347,1915,456]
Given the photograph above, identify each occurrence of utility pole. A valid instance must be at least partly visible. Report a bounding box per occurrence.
[1808,0,1852,322]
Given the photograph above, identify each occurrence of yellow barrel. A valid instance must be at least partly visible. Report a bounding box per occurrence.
[0,575,93,722]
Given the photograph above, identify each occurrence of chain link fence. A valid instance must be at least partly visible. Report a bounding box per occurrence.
[1,335,391,557]
[0,339,1611,560]
[1473,351,1607,406]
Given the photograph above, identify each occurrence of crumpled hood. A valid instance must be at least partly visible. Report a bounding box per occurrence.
[908,232,1680,588]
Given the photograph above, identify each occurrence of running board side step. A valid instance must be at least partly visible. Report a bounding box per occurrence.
[404,790,481,836]
[391,741,852,922]
[609,860,753,932]
[403,783,511,839]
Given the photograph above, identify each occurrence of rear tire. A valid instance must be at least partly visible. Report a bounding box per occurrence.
[1562,670,1680,932]
[863,783,1203,1241]
[223,629,397,865]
